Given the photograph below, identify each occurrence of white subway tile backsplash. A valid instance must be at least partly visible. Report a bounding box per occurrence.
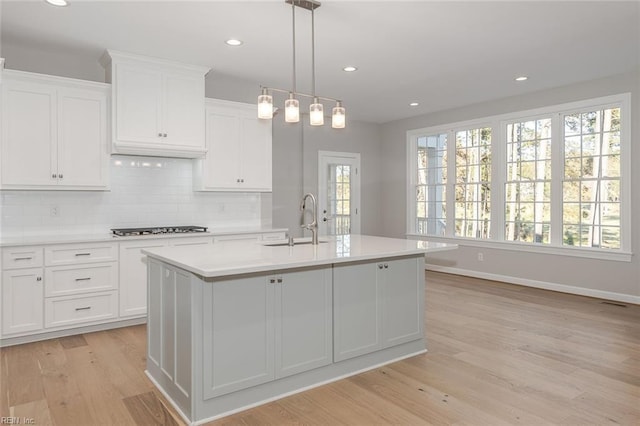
[1,155,271,238]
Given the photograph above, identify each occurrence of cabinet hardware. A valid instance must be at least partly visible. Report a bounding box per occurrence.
[163,133,167,137]
[236,179,240,183]
[36,276,42,281]
[240,179,244,183]
[75,306,92,311]
[52,173,57,179]
[384,264,389,269]
[378,264,383,269]
[59,174,63,179]
[75,253,91,257]
[277,278,283,283]
[75,277,91,281]
[14,257,33,261]
[158,132,163,137]
[269,278,276,284]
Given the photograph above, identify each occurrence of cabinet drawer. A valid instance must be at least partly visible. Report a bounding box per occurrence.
[45,263,117,297]
[213,234,260,243]
[45,291,118,328]
[169,236,213,247]
[45,243,117,266]
[2,246,44,269]
[261,232,287,241]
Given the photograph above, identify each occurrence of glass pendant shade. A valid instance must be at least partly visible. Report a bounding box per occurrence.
[332,101,345,129]
[285,94,300,123]
[310,98,324,126]
[257,89,273,119]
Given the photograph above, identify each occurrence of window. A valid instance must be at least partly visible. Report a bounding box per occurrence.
[505,118,551,243]
[407,94,630,259]
[455,127,491,239]
[562,108,621,249]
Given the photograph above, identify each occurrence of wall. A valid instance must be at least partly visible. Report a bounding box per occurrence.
[271,116,383,238]
[380,69,640,302]
[0,155,267,239]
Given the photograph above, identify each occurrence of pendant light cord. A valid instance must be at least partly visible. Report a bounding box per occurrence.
[292,2,297,93]
[311,8,316,97]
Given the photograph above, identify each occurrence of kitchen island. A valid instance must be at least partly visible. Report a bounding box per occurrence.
[142,235,456,425]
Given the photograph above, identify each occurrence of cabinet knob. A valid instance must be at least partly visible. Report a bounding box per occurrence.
[52,173,57,179]
[241,179,245,183]
[277,278,283,283]
[378,264,383,269]
[270,278,276,284]
[36,276,42,281]
[59,173,63,179]
[158,132,163,137]
[384,263,389,269]
[163,133,168,138]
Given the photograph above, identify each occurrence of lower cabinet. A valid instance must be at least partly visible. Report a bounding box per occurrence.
[1,268,44,335]
[333,256,424,362]
[202,266,333,398]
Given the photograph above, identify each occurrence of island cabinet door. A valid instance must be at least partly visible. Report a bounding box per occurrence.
[380,256,424,348]
[203,274,275,399]
[274,267,333,379]
[333,261,382,362]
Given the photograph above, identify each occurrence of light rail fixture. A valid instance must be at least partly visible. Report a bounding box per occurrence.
[258,0,346,129]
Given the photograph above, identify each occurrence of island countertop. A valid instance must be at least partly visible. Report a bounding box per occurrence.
[141,234,457,278]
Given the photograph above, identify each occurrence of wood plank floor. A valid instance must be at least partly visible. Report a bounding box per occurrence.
[1,271,639,425]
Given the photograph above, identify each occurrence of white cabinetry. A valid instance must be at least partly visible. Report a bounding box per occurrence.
[194,99,272,191]
[2,246,44,335]
[333,256,424,362]
[1,70,109,190]
[119,236,213,318]
[101,50,209,158]
[201,267,332,398]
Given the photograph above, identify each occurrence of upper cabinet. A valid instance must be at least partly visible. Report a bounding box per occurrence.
[100,50,210,158]
[1,70,110,190]
[194,99,272,192]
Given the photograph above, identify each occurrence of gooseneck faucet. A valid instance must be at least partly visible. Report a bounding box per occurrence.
[300,193,319,245]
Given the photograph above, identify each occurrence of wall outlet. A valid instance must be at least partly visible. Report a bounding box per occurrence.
[50,205,59,217]
[477,252,484,261]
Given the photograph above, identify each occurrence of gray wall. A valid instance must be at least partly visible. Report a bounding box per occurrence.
[380,69,640,300]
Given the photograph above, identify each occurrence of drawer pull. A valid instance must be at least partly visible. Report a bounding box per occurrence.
[75,277,91,282]
[14,257,33,261]
[75,306,92,311]
[75,253,91,257]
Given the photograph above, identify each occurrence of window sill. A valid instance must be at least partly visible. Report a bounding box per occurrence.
[405,233,632,262]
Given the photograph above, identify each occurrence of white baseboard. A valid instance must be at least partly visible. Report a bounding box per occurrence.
[426,264,640,306]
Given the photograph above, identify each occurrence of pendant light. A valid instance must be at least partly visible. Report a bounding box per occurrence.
[258,0,346,129]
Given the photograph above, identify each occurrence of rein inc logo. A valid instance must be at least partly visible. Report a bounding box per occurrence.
[0,418,35,425]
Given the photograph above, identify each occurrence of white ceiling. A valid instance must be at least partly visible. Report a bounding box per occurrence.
[1,0,639,123]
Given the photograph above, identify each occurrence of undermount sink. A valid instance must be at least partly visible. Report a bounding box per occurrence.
[263,240,328,247]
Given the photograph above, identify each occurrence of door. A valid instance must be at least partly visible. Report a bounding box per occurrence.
[162,72,205,148]
[204,108,241,189]
[2,268,44,335]
[1,81,56,186]
[119,240,167,317]
[239,115,272,191]
[318,151,361,236]
[57,87,108,187]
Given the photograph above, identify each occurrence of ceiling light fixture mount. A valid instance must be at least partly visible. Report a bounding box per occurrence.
[258,0,345,129]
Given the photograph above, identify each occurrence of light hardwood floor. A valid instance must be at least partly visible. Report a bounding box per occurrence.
[1,271,639,425]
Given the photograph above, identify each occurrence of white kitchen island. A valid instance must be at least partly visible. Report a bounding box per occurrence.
[142,234,456,425]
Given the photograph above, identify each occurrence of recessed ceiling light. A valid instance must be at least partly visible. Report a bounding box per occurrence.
[409,102,419,107]
[343,66,358,72]
[45,0,68,6]
[225,39,243,46]
[515,76,528,82]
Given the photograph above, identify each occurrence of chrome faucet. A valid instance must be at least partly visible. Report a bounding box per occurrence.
[300,193,319,245]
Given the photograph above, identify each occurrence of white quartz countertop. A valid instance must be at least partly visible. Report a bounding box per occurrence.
[142,234,458,278]
[0,227,287,247]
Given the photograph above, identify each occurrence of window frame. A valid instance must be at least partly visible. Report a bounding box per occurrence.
[406,93,632,262]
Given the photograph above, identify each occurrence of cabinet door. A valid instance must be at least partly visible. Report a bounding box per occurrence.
[119,240,167,317]
[114,63,162,144]
[203,274,275,398]
[162,72,205,149]
[381,257,424,347]
[2,268,44,335]
[275,268,332,378]
[57,87,108,188]
[333,261,382,362]
[203,109,241,189]
[239,115,272,191]
[1,81,56,186]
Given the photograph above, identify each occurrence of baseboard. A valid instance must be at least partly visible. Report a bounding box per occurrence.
[426,264,640,305]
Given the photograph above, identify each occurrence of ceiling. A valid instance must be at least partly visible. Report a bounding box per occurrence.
[1,0,639,124]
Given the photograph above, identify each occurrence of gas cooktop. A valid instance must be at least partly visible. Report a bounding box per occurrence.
[111,226,208,237]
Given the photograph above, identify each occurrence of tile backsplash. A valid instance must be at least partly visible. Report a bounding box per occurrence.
[0,155,272,238]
